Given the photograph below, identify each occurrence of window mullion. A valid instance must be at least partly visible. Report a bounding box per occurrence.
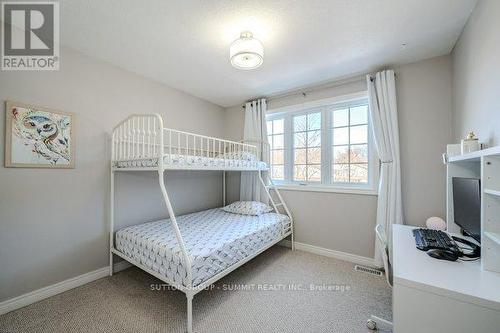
[347,107,351,182]
[284,114,293,182]
[321,108,330,185]
[305,115,309,182]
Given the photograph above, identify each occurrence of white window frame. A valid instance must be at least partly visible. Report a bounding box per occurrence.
[266,92,379,196]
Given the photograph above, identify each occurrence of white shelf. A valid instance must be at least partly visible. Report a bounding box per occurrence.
[447,145,500,273]
[485,232,500,246]
[448,145,500,163]
[484,188,500,197]
[482,152,500,273]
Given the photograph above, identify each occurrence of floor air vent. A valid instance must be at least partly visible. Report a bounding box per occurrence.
[354,265,383,276]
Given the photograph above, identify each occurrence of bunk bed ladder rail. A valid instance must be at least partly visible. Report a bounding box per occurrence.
[258,171,295,250]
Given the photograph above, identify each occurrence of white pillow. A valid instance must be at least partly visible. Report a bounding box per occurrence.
[222,201,273,216]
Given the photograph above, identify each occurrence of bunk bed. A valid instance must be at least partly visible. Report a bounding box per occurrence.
[109,114,294,333]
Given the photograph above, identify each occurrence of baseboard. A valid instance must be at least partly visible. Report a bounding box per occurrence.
[0,260,132,315]
[279,240,376,267]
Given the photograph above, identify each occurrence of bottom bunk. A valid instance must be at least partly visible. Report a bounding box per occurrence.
[114,207,292,288]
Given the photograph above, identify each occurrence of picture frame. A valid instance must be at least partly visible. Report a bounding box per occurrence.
[4,101,75,168]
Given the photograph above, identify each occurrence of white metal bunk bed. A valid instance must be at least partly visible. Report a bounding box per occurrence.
[109,114,294,333]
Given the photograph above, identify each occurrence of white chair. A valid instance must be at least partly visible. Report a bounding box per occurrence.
[366,224,393,331]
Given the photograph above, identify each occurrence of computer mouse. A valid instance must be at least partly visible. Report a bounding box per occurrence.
[427,249,459,261]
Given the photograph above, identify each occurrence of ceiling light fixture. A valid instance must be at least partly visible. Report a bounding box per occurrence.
[230,31,264,70]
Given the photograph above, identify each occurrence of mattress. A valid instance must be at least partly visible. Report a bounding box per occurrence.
[115,153,267,169]
[115,208,291,287]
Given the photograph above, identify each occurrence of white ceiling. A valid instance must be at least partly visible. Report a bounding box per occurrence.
[61,0,477,107]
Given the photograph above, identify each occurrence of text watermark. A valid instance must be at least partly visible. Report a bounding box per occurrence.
[150,283,351,292]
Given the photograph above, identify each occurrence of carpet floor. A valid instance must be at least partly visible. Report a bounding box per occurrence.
[0,246,391,333]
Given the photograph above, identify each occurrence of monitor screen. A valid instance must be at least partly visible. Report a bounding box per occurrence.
[452,177,481,242]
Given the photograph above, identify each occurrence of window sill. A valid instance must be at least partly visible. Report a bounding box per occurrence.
[274,184,378,196]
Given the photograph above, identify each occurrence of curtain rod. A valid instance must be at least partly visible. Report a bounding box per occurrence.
[241,74,365,109]
[242,75,365,109]
[268,74,365,101]
[242,71,395,109]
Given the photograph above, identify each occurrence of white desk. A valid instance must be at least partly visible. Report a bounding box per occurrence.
[392,225,500,333]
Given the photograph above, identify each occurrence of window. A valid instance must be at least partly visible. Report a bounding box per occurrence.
[266,95,378,194]
[267,118,284,180]
[331,105,369,183]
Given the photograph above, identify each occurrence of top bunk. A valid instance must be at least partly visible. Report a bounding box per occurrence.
[111,114,268,171]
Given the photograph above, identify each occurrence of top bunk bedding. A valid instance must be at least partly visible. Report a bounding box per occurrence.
[114,153,268,170]
[115,208,291,287]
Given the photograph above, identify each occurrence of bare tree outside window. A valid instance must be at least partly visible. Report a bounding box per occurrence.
[293,112,321,182]
[332,105,369,183]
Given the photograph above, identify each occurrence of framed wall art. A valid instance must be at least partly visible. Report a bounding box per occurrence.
[5,101,75,168]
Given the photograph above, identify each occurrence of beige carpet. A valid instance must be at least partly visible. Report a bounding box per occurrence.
[0,246,391,333]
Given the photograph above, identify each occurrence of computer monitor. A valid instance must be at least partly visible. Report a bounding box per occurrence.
[452,177,481,242]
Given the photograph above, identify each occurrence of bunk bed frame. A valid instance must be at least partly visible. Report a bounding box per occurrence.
[109,114,294,333]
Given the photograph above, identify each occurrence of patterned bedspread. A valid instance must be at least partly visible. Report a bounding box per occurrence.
[115,208,290,287]
[115,154,267,169]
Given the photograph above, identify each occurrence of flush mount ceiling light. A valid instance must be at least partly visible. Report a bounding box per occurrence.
[230,31,264,70]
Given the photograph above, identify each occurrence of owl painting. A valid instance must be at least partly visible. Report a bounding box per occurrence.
[5,101,74,168]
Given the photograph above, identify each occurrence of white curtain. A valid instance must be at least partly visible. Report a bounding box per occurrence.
[240,99,269,202]
[367,70,403,267]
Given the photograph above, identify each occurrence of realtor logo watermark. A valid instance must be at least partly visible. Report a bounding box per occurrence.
[1,1,59,70]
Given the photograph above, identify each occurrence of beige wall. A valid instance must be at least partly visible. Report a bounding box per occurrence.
[0,47,225,302]
[395,56,453,226]
[224,55,453,258]
[452,0,500,147]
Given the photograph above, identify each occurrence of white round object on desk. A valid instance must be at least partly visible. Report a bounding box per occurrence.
[426,217,446,230]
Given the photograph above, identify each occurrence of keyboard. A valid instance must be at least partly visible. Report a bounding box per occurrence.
[412,228,461,254]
